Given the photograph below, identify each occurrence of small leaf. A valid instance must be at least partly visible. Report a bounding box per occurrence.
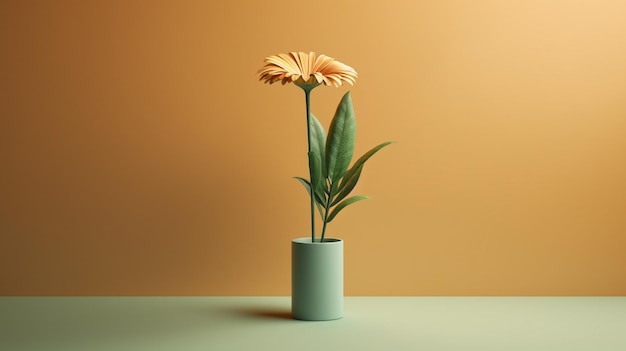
[308,113,327,177]
[308,151,326,207]
[332,141,394,206]
[344,141,394,185]
[308,151,322,193]
[331,165,363,207]
[325,91,356,182]
[294,177,325,213]
[326,195,369,223]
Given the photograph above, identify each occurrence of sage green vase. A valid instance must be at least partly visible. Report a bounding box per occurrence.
[291,237,343,321]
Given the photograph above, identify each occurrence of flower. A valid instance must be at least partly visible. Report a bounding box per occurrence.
[257,52,390,242]
[257,51,357,87]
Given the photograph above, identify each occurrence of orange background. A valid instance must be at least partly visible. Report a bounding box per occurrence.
[1,0,625,296]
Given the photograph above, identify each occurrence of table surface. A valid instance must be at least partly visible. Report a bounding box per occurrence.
[1,297,625,351]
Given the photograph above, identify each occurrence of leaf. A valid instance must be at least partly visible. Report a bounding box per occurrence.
[326,195,369,223]
[325,91,356,183]
[343,141,394,187]
[332,141,394,206]
[308,113,327,177]
[308,151,325,207]
[331,165,363,207]
[294,177,325,214]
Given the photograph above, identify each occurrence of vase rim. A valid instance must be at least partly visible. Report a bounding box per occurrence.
[292,237,342,244]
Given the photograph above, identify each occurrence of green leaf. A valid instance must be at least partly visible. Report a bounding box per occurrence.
[325,91,356,183]
[308,151,325,207]
[332,141,394,207]
[331,165,363,207]
[294,177,325,214]
[308,113,327,177]
[344,141,394,186]
[326,195,369,223]
[308,151,322,192]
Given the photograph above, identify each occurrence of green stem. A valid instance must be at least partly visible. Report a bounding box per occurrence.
[303,87,315,243]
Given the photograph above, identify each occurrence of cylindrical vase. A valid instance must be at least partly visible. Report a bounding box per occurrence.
[291,237,343,321]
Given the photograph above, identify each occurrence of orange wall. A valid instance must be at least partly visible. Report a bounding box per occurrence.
[1,0,625,296]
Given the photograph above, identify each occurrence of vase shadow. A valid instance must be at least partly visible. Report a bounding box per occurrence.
[235,307,293,320]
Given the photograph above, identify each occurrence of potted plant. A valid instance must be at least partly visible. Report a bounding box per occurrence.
[258,52,392,320]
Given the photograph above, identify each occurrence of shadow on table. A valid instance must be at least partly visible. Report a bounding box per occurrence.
[231,307,293,320]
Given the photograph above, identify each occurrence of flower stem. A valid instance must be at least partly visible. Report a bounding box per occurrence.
[303,87,315,242]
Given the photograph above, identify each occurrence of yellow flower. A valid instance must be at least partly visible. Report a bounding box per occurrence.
[257,51,357,88]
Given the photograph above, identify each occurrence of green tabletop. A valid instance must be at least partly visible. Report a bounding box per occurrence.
[1,297,625,350]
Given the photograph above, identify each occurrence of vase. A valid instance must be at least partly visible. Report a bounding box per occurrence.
[291,237,343,321]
